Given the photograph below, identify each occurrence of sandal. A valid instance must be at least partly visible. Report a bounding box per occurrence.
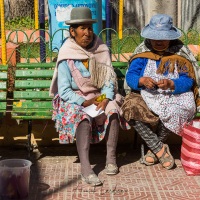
[141,150,158,166]
[158,144,175,170]
[81,173,102,186]
[105,164,119,175]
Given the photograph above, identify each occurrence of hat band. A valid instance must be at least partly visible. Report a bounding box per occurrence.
[149,24,172,31]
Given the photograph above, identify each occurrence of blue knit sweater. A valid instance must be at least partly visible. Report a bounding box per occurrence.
[126,58,194,94]
[58,60,115,105]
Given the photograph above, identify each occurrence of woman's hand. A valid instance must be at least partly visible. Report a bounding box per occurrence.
[82,96,97,107]
[82,96,109,111]
[157,79,174,90]
[94,98,109,111]
[139,77,157,89]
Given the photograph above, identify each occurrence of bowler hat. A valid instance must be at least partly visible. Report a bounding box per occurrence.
[141,14,181,40]
[65,7,97,25]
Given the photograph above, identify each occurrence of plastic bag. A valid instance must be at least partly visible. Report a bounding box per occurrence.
[181,119,200,176]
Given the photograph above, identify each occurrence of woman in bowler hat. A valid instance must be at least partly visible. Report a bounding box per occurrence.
[50,7,130,186]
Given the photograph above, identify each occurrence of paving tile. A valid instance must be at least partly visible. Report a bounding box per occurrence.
[0,144,200,200]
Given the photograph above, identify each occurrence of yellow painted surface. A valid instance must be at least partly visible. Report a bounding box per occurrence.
[34,0,39,29]
[14,102,22,107]
[0,0,7,65]
[119,0,124,39]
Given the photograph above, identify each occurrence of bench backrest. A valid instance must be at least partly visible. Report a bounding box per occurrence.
[0,65,8,117]
[11,61,129,119]
[12,63,56,120]
[112,61,128,96]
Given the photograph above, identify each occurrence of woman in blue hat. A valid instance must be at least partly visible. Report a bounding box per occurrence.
[123,14,200,170]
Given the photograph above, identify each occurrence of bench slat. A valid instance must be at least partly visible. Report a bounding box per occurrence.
[196,113,200,117]
[16,63,56,69]
[0,102,7,109]
[15,80,51,88]
[0,92,7,100]
[13,101,52,109]
[12,110,52,120]
[16,70,53,78]
[112,62,128,68]
[14,91,51,99]
[0,66,8,71]
[0,82,7,90]
[0,72,7,80]
[12,109,52,113]
[12,115,52,120]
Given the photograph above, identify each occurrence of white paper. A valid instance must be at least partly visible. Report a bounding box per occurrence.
[82,104,104,118]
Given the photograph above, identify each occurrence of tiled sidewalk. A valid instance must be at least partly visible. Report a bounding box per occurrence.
[0,144,200,200]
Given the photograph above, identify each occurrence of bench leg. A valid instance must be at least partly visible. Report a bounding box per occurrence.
[27,120,33,157]
[133,130,138,149]
[140,143,145,164]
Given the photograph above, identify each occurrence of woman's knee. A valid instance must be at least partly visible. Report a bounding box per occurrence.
[76,119,90,135]
[109,113,118,121]
[79,119,90,126]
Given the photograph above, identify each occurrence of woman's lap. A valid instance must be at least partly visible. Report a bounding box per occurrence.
[52,95,130,144]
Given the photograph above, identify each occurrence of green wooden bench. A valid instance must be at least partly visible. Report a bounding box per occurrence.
[11,63,55,154]
[10,61,131,154]
[15,61,199,155]
[0,65,8,118]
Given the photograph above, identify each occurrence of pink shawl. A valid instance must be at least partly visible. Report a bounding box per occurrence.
[49,35,117,97]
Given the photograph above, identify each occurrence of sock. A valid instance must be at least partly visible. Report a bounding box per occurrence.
[106,114,119,165]
[76,119,93,176]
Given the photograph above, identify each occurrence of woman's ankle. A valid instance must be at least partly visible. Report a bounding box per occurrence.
[81,167,94,177]
[156,145,165,158]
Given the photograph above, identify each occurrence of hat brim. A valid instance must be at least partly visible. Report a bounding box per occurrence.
[65,19,97,25]
[141,24,182,40]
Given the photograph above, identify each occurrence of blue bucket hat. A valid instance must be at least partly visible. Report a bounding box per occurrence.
[141,14,182,40]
